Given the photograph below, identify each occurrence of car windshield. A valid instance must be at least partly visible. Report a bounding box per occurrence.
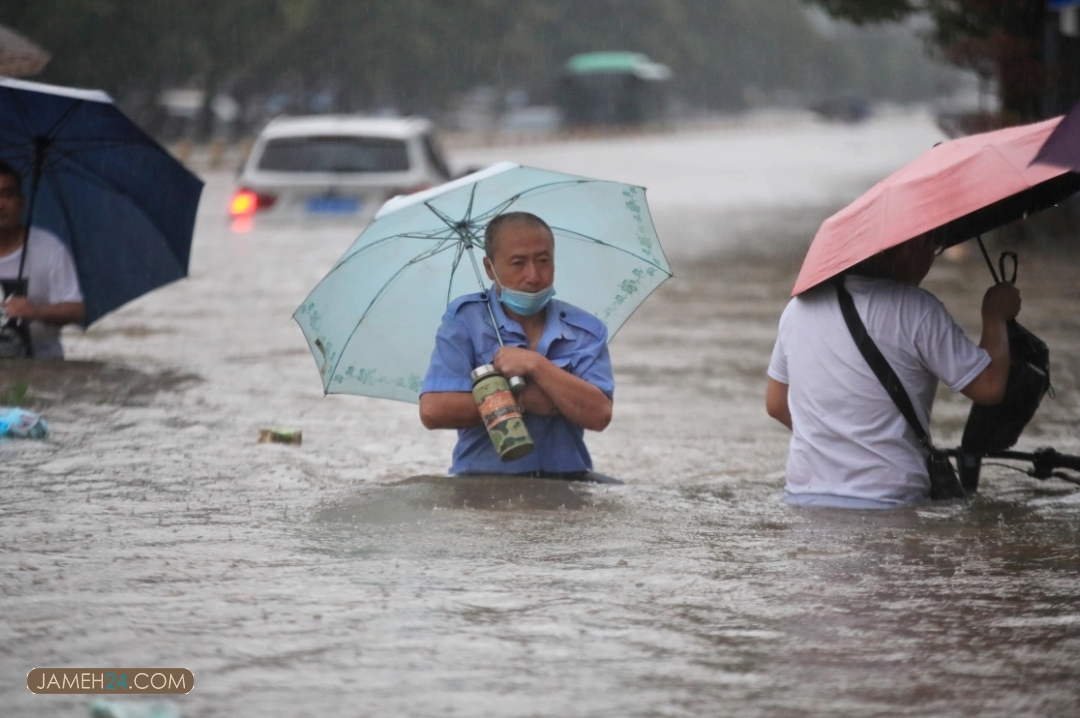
[257,135,410,173]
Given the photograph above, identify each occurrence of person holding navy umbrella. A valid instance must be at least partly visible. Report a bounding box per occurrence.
[0,77,204,356]
[0,161,84,358]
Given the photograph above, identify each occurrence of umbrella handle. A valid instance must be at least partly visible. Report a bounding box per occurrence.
[976,236,1020,286]
[999,251,1018,284]
[507,376,527,394]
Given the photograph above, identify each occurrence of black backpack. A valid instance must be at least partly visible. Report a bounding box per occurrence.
[961,252,1051,454]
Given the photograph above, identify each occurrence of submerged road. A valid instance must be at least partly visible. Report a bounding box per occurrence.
[3,109,1080,717]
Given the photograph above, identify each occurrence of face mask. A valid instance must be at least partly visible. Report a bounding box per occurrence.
[491,268,555,317]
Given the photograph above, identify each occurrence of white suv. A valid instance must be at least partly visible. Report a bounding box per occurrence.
[230,115,452,222]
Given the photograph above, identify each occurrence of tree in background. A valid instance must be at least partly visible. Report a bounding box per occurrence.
[0,0,319,133]
[806,0,1052,125]
[241,0,955,118]
[2,0,958,138]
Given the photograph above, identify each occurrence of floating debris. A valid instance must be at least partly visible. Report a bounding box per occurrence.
[257,428,302,445]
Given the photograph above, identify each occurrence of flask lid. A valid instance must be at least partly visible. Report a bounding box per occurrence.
[470,364,498,383]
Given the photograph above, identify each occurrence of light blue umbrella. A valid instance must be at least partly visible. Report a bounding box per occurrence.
[294,161,671,403]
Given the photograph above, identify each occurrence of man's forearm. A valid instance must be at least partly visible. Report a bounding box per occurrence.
[979,318,1010,371]
[974,317,1010,402]
[962,317,1011,405]
[516,383,559,416]
[528,360,612,431]
[29,301,85,326]
[965,283,1022,405]
[419,392,483,429]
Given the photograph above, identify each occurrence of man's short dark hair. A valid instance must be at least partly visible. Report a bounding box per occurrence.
[483,212,553,259]
[0,160,23,197]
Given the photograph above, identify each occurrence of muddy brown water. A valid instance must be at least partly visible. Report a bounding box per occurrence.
[3,115,1080,717]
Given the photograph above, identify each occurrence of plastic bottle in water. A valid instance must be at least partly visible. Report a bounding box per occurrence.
[0,407,48,439]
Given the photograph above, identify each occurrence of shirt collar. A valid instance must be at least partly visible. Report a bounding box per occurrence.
[485,285,570,349]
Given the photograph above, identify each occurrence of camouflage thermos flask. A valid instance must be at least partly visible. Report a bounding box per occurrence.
[470,364,534,461]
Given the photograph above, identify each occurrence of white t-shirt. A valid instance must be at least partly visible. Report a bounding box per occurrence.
[768,276,990,507]
[0,227,83,358]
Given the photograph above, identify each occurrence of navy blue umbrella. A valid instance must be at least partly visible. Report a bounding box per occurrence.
[0,77,203,325]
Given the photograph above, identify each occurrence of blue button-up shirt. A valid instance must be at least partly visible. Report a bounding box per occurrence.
[420,289,614,475]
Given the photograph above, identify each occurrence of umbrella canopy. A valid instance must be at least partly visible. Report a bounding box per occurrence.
[1032,100,1080,171]
[793,117,1080,296]
[294,161,672,403]
[0,25,50,77]
[0,77,204,325]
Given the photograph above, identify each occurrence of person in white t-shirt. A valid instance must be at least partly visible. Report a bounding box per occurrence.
[0,161,85,358]
[765,232,1021,508]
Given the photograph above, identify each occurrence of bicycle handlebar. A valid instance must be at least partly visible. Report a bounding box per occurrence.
[945,447,1080,480]
[1026,448,1080,477]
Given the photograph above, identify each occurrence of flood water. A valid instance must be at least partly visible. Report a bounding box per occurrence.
[3,110,1080,717]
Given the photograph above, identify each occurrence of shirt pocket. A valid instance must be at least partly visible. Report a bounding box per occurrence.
[546,340,579,374]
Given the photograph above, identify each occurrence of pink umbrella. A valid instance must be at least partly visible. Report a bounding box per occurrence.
[1032,100,1080,171]
[792,117,1080,296]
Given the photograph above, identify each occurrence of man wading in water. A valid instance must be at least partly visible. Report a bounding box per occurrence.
[418,212,613,477]
[766,232,1020,508]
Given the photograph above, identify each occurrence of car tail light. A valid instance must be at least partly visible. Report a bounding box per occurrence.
[229,188,277,216]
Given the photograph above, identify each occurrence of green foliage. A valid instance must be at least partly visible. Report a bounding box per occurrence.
[805,0,1053,122]
[807,0,917,25]
[0,381,30,407]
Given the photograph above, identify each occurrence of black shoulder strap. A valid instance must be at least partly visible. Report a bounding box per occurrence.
[832,277,933,450]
